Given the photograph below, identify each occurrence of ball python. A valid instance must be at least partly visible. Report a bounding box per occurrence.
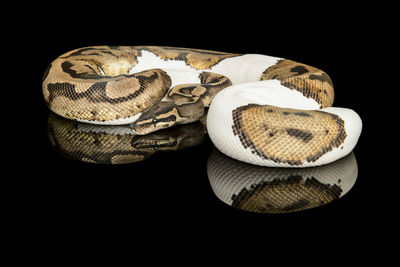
[207,148,357,213]
[42,46,362,167]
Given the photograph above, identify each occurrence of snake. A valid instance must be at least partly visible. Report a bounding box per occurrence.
[42,46,362,167]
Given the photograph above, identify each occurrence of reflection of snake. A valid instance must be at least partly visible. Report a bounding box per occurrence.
[43,46,362,167]
[207,149,358,213]
[48,112,205,164]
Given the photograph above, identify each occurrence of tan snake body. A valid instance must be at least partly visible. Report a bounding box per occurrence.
[42,46,362,167]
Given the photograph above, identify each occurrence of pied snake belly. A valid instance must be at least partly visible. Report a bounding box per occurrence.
[42,46,362,167]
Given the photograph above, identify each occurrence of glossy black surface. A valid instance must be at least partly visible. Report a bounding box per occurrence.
[33,42,367,218]
[47,110,360,214]
[12,4,392,255]
[38,109,364,214]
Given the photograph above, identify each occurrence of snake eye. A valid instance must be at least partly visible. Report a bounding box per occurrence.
[152,118,158,124]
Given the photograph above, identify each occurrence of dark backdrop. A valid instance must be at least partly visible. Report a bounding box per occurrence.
[10,2,393,260]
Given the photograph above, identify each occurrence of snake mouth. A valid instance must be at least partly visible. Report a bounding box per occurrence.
[130,123,158,135]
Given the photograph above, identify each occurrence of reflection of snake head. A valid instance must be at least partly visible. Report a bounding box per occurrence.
[131,135,176,152]
[130,101,178,135]
[130,122,205,152]
[48,112,205,164]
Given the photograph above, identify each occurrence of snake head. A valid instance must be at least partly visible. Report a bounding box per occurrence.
[130,101,179,135]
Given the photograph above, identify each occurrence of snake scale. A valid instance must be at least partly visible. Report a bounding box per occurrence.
[42,46,362,167]
[207,148,357,213]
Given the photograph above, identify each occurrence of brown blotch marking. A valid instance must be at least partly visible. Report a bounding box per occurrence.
[105,75,141,99]
[58,46,141,77]
[293,112,311,117]
[198,72,232,106]
[135,46,240,70]
[44,51,171,121]
[43,46,235,122]
[167,72,232,107]
[260,59,334,108]
[179,86,197,95]
[231,176,343,213]
[47,82,76,103]
[168,84,206,105]
[232,104,347,166]
[286,128,313,143]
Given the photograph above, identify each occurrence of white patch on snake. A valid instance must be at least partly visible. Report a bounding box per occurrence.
[128,51,281,88]
[208,80,322,168]
[77,112,142,125]
[129,51,202,87]
[98,66,105,76]
[210,54,282,84]
[226,80,320,110]
[45,46,362,167]
[309,107,362,166]
[164,70,202,87]
[207,151,358,205]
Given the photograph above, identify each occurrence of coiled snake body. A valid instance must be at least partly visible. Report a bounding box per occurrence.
[42,46,362,167]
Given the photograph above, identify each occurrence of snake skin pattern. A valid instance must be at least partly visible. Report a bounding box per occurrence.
[48,112,205,164]
[207,148,358,213]
[43,46,362,167]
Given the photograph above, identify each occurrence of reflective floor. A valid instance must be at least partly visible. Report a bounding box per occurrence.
[47,112,358,214]
[47,112,206,164]
[207,149,357,214]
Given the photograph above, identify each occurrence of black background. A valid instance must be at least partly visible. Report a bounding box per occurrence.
[9,2,394,260]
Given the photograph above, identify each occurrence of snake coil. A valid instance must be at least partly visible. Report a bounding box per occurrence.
[43,46,362,167]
